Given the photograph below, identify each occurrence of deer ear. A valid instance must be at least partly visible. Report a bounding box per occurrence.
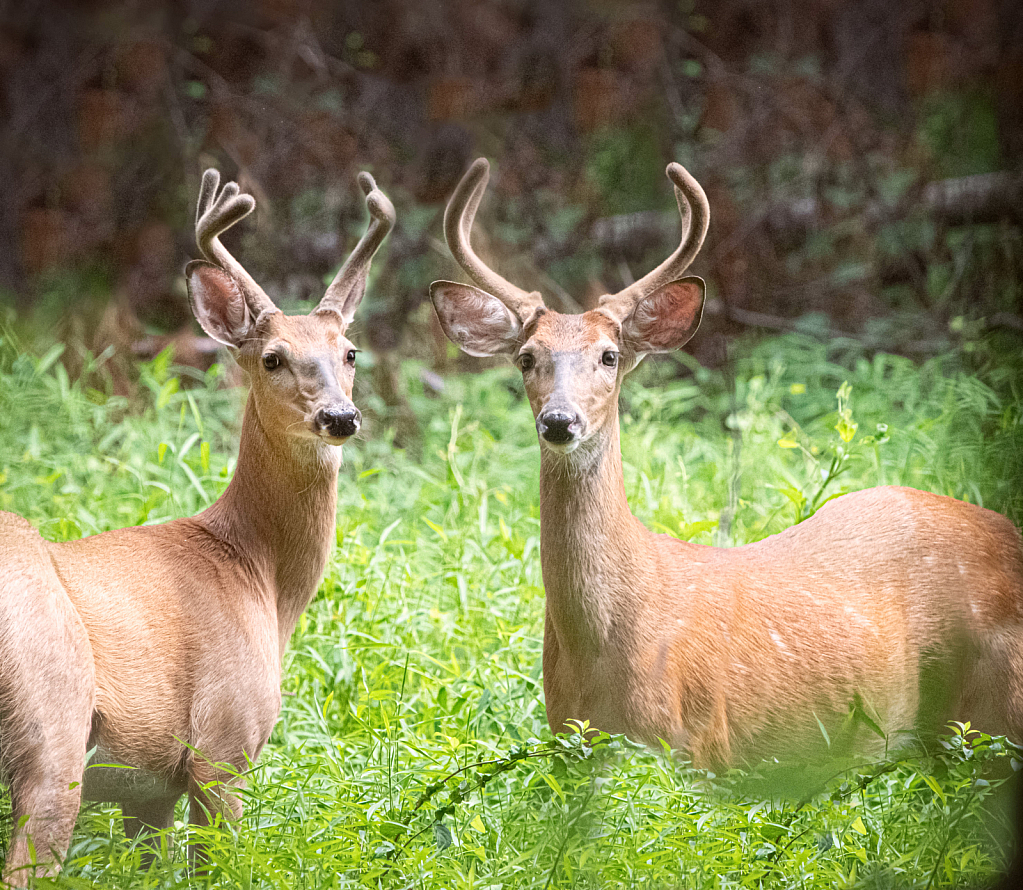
[430,281,522,357]
[186,261,252,348]
[336,274,367,327]
[621,277,705,354]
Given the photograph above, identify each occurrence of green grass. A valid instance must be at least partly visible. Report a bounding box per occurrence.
[1,320,1021,888]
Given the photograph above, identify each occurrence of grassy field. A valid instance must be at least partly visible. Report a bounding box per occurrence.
[1,319,1021,888]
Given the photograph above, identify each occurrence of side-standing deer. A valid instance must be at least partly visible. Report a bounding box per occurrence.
[0,168,394,884]
[430,157,1023,768]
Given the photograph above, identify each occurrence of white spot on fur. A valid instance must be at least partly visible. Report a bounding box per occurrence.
[770,629,788,652]
[842,605,867,623]
[842,605,876,628]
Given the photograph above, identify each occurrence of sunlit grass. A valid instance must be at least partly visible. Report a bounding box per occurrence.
[1,320,1020,888]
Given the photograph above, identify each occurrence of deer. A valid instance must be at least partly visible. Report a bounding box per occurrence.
[430,157,1023,769]
[0,167,394,885]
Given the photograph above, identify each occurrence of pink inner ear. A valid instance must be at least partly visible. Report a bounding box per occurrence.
[431,281,521,356]
[633,280,702,351]
[196,266,247,326]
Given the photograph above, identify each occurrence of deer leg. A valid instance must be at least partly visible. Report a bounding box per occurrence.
[186,765,243,873]
[1,545,94,886]
[1,682,92,885]
[121,794,179,868]
[963,628,1023,742]
[5,759,86,886]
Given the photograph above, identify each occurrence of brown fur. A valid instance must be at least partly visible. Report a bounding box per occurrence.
[539,420,1023,766]
[431,158,1023,767]
[0,171,390,884]
[432,293,1023,769]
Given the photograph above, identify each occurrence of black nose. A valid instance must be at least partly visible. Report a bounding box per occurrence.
[317,407,360,439]
[537,410,579,444]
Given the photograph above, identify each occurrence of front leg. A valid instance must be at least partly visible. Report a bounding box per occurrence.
[122,794,180,868]
[186,763,244,872]
[541,611,570,735]
[183,665,278,870]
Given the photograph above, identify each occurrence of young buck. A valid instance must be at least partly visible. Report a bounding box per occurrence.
[0,168,394,884]
[431,158,1023,768]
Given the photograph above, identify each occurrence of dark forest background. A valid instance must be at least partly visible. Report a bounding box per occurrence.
[2,5,1023,882]
[1,0,1021,394]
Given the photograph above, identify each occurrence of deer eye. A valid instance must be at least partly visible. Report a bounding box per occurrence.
[519,353,535,371]
[263,353,281,371]
[346,349,357,365]
[601,350,618,368]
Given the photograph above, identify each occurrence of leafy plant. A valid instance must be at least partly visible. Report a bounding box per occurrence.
[1,323,1020,887]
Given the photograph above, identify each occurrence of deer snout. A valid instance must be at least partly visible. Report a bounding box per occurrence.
[536,409,581,445]
[314,406,361,441]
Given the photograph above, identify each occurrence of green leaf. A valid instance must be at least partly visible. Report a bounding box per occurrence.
[34,343,65,377]
[432,820,453,851]
[835,410,858,443]
[539,771,566,803]
[156,377,179,410]
[922,773,947,806]
[777,486,806,509]
[187,392,205,437]
[814,713,831,748]
[423,517,447,540]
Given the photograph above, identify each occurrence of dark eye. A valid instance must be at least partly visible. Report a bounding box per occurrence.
[601,350,618,368]
[263,353,280,371]
[346,349,357,365]
[519,353,535,371]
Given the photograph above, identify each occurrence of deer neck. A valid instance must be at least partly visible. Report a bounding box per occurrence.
[200,392,340,654]
[539,412,650,659]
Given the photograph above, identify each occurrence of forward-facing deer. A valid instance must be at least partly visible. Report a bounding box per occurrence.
[0,168,394,884]
[431,158,1023,768]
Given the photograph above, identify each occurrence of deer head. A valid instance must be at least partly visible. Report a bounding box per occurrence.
[186,169,394,446]
[430,158,708,456]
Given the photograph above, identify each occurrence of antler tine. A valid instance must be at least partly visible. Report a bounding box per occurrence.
[444,158,544,320]
[598,162,710,322]
[317,171,396,318]
[194,169,277,317]
[196,168,220,227]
